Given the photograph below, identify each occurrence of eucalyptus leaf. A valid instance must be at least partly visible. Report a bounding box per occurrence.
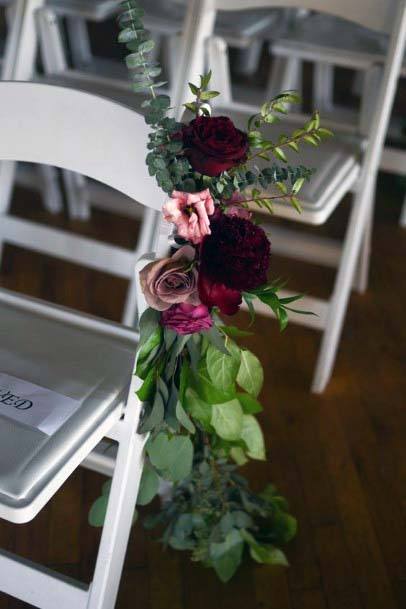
[210,529,244,582]
[88,495,108,527]
[250,544,289,566]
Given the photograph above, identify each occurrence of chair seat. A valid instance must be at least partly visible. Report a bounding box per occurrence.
[272,13,406,76]
[0,294,136,523]
[48,0,119,21]
[223,108,361,224]
[144,0,281,47]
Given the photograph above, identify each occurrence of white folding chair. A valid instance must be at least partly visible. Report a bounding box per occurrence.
[172,0,406,393]
[0,0,65,227]
[268,11,406,226]
[0,80,169,609]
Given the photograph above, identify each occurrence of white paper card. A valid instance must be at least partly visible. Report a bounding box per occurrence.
[0,373,81,436]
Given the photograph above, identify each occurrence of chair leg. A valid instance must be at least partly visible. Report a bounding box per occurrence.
[38,7,91,221]
[87,423,147,609]
[311,187,373,393]
[0,161,17,264]
[38,165,64,214]
[122,208,159,327]
[266,55,302,103]
[233,40,263,77]
[62,171,91,221]
[313,62,334,113]
[353,177,377,293]
[400,191,406,227]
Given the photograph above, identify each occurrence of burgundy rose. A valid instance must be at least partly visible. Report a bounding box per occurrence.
[182,116,249,177]
[199,213,271,292]
[198,275,242,316]
[161,303,213,335]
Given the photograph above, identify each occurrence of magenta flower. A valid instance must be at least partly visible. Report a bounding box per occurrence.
[162,189,215,244]
[161,303,213,335]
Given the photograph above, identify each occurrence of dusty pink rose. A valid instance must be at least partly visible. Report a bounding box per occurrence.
[161,303,213,335]
[140,246,199,311]
[162,189,215,244]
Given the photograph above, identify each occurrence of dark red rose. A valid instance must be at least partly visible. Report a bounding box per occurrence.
[199,213,271,292]
[182,116,249,177]
[198,275,242,316]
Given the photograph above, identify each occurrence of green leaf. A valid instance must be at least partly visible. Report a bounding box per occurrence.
[219,325,253,338]
[249,544,289,566]
[237,392,263,414]
[185,388,212,429]
[211,400,244,441]
[179,359,191,404]
[136,367,156,402]
[200,90,220,101]
[138,39,155,54]
[137,462,160,506]
[189,82,199,95]
[193,362,235,404]
[241,415,266,460]
[139,308,160,346]
[237,350,264,397]
[292,177,305,195]
[200,71,212,89]
[230,446,248,466]
[210,530,244,582]
[175,400,196,433]
[273,147,287,162]
[318,127,334,138]
[138,391,164,433]
[146,433,194,482]
[137,325,162,366]
[204,325,229,355]
[88,495,108,527]
[206,344,239,393]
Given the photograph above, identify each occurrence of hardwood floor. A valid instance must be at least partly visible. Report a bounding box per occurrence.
[0,172,405,609]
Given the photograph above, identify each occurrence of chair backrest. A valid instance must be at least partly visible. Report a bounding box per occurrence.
[0,81,165,211]
[213,0,398,34]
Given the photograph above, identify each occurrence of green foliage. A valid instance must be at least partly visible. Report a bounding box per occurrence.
[111,2,328,582]
[143,459,296,581]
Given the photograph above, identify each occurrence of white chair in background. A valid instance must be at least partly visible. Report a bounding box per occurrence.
[268,11,406,226]
[0,80,169,609]
[172,0,406,393]
[0,0,65,221]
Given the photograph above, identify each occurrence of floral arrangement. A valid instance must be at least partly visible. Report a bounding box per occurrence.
[90,1,332,583]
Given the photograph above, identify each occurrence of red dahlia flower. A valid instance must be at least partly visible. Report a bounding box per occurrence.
[199,213,271,293]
